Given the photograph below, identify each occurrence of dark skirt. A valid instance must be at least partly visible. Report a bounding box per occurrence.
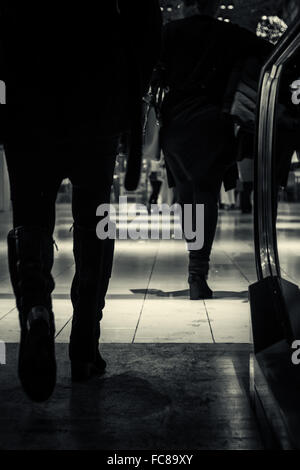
[160,96,236,189]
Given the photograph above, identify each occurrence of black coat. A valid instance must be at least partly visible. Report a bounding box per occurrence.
[0,1,162,141]
[160,15,271,188]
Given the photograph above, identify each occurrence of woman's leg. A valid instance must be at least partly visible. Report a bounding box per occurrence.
[148,180,162,206]
[176,180,221,299]
[148,180,156,206]
[240,182,253,214]
[188,187,219,280]
[4,143,61,401]
[68,136,119,380]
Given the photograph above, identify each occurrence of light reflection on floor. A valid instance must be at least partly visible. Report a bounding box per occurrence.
[0,202,299,344]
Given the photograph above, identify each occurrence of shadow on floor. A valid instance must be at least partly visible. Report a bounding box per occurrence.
[131,288,248,300]
[0,343,261,450]
[212,290,248,300]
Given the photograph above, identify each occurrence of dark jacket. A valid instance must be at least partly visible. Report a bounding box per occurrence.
[161,15,271,113]
[159,15,271,188]
[0,1,162,140]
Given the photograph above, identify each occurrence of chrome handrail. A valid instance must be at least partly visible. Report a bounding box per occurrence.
[255,23,300,281]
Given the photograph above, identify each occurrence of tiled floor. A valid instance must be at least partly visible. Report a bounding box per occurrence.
[0,202,298,344]
[0,343,261,450]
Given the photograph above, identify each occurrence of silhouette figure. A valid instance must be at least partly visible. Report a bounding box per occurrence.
[0,1,162,401]
[159,0,271,299]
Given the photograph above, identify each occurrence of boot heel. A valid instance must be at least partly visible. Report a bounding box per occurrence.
[189,281,202,300]
[19,306,56,402]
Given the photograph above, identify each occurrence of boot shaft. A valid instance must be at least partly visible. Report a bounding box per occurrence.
[188,249,209,278]
[70,225,114,361]
[71,225,114,313]
[7,227,55,320]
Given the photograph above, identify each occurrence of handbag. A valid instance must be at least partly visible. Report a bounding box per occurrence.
[229,55,266,133]
[142,103,161,160]
[143,18,219,162]
[142,82,166,160]
[230,76,258,132]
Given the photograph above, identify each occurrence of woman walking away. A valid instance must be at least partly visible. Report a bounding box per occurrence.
[0,1,162,401]
[160,0,272,300]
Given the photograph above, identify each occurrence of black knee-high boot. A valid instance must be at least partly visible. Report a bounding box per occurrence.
[187,191,218,300]
[93,237,114,367]
[70,225,114,381]
[7,227,56,402]
[188,251,213,300]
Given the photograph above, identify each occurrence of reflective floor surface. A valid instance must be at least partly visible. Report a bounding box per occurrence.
[1,202,298,450]
[0,202,299,344]
[0,203,257,344]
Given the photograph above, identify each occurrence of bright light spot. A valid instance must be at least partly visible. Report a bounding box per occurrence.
[256,15,288,44]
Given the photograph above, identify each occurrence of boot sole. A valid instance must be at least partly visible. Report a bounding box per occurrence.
[189,285,213,300]
[190,292,213,300]
[19,318,56,402]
